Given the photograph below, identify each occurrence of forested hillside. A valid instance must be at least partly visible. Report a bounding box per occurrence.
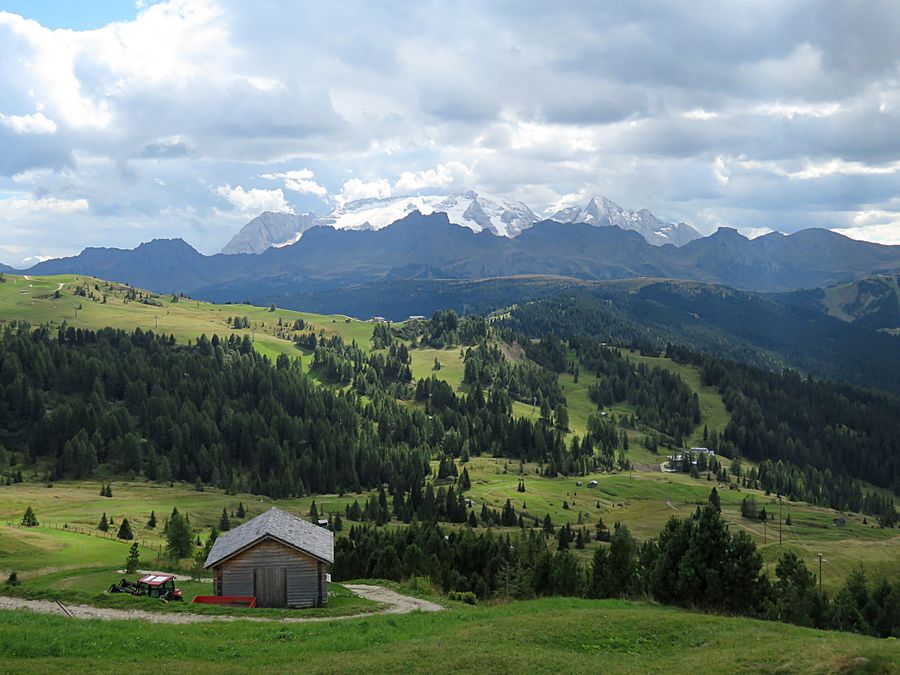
[501,284,900,395]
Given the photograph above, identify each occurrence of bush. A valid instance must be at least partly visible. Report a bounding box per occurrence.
[447,590,477,605]
[6,571,20,586]
[404,576,437,595]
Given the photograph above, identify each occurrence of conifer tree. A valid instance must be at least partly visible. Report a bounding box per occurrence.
[219,508,231,531]
[21,506,38,527]
[98,512,109,532]
[166,508,193,559]
[117,518,134,540]
[125,542,140,573]
[708,487,721,513]
[147,510,157,529]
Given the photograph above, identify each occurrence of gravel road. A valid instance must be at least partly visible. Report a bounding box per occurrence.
[0,585,442,624]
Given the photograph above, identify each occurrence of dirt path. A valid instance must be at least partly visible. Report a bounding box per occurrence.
[343,584,443,614]
[0,586,442,625]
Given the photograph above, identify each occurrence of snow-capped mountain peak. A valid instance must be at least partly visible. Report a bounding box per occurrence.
[550,196,701,246]
[221,191,701,254]
[322,191,537,238]
[221,192,539,253]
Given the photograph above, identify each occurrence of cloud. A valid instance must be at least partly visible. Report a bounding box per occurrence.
[0,112,58,135]
[335,178,392,206]
[0,194,89,219]
[833,210,900,245]
[140,137,191,158]
[213,184,293,215]
[1,0,900,258]
[394,162,471,193]
[260,169,327,197]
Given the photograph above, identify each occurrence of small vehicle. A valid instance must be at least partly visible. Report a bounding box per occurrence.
[109,573,184,601]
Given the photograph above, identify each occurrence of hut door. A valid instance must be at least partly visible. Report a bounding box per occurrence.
[254,567,287,607]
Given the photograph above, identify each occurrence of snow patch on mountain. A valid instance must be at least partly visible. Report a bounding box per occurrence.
[221,192,701,254]
[550,196,701,246]
[320,191,537,237]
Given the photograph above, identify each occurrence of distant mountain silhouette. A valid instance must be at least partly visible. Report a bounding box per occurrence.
[26,212,900,308]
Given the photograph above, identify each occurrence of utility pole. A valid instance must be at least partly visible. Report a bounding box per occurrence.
[815,552,826,595]
[763,518,767,545]
[154,315,159,329]
[778,495,783,546]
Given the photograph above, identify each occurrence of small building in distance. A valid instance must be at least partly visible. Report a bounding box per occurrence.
[368,316,388,323]
[689,447,715,456]
[204,507,333,608]
[407,315,426,321]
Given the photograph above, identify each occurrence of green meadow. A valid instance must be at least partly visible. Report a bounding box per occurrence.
[1,597,898,674]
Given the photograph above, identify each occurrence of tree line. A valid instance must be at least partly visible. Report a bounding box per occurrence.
[333,503,900,638]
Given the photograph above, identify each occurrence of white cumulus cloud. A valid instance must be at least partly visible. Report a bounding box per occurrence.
[336,178,392,206]
[213,184,293,215]
[833,210,900,245]
[259,169,327,197]
[0,112,58,135]
[0,195,89,219]
[394,161,472,192]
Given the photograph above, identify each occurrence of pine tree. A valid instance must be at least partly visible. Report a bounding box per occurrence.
[708,487,721,513]
[98,512,109,532]
[542,513,554,535]
[117,518,134,540]
[21,506,38,527]
[219,508,231,531]
[203,527,219,557]
[147,510,157,529]
[309,500,319,523]
[166,508,193,559]
[236,502,246,518]
[125,542,140,573]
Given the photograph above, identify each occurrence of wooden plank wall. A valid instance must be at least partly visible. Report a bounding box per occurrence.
[219,539,328,608]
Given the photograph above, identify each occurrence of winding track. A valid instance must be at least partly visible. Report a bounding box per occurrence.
[0,585,442,624]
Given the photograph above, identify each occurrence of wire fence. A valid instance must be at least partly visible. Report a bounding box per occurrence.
[3,520,165,559]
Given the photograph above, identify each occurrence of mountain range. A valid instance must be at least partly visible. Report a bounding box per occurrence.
[221,193,701,254]
[26,211,900,320]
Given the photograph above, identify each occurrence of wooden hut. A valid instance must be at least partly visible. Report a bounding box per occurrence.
[204,507,334,608]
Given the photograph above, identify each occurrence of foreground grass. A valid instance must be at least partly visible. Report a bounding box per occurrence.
[1,597,898,674]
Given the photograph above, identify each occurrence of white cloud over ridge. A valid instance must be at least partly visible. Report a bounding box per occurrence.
[0,1,899,262]
[214,184,293,216]
[260,169,327,197]
[336,178,392,206]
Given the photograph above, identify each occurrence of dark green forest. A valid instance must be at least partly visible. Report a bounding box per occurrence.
[333,504,900,638]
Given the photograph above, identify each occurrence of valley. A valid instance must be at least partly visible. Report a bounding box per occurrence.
[1,271,898,674]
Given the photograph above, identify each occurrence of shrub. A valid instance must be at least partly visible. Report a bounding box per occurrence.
[447,590,477,605]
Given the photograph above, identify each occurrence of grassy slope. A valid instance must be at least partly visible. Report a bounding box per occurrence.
[461,458,900,591]
[623,349,731,446]
[2,599,898,674]
[0,273,375,373]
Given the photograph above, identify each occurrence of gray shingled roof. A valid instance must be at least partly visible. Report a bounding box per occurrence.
[204,507,334,568]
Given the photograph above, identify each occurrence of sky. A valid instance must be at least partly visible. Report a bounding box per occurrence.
[1,1,899,266]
